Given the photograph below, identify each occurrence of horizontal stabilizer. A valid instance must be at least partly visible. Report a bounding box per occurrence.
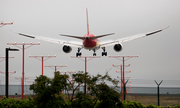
[91,33,114,39]
[60,34,84,40]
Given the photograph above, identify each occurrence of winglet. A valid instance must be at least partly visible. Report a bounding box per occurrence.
[162,26,170,30]
[11,30,35,38]
[146,26,169,36]
[10,30,19,34]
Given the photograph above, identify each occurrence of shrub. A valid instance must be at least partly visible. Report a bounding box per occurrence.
[123,100,146,108]
[0,96,34,108]
[71,92,94,108]
[175,104,180,108]
[147,103,156,108]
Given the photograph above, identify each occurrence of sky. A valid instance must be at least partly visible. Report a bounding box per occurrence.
[0,0,180,87]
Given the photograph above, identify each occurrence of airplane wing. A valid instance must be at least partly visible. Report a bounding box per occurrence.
[12,31,83,48]
[99,26,169,47]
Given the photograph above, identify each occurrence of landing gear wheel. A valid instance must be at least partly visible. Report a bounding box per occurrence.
[93,53,96,56]
[76,48,82,57]
[102,52,107,56]
[93,49,96,56]
[76,52,82,57]
[101,47,107,56]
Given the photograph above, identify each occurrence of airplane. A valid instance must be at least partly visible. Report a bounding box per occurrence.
[14,9,169,57]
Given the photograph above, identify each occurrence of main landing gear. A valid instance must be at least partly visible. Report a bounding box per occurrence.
[76,47,107,57]
[102,47,107,56]
[93,49,96,56]
[76,48,82,57]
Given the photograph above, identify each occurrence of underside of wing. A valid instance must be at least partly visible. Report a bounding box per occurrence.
[99,26,169,47]
[14,32,83,48]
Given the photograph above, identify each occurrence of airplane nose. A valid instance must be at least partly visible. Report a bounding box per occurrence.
[86,37,89,40]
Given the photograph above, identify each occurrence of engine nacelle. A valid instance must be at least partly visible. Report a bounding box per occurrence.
[62,45,72,53]
[113,44,123,52]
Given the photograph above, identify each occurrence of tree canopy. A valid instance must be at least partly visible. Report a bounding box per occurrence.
[29,71,123,108]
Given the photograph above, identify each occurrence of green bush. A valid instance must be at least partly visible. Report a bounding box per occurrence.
[123,100,146,108]
[175,104,180,108]
[147,103,156,108]
[0,96,34,108]
[156,106,164,108]
[71,92,94,108]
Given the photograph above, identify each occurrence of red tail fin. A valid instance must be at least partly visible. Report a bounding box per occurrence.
[86,8,90,35]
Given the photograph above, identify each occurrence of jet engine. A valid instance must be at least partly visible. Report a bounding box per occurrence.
[113,44,123,52]
[62,45,72,53]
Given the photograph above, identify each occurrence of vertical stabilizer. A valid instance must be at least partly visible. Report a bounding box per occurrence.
[86,8,90,35]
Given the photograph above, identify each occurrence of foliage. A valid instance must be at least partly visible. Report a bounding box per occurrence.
[71,92,94,108]
[156,106,164,108]
[123,100,146,108]
[147,103,157,108]
[0,96,34,108]
[175,104,180,108]
[94,84,123,108]
[77,71,122,108]
[3,71,180,108]
[29,74,70,108]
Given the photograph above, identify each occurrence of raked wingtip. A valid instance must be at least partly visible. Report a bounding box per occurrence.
[10,30,19,34]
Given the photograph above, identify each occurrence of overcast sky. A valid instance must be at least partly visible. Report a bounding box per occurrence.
[0,0,180,87]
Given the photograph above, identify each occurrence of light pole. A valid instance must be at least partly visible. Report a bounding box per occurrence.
[7,42,40,99]
[27,81,34,98]
[15,77,29,98]
[44,64,67,76]
[0,56,14,62]
[113,64,130,100]
[0,21,13,28]
[5,48,19,98]
[71,55,101,94]
[109,55,138,101]
[29,55,56,75]
[59,71,76,100]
